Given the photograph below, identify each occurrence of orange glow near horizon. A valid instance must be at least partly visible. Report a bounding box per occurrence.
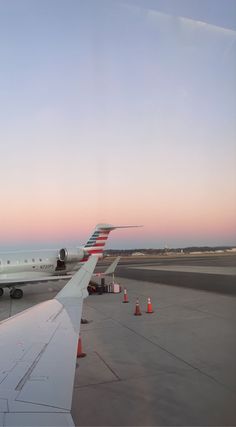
[1,202,235,247]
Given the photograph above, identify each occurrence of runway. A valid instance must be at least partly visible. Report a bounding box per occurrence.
[0,253,236,426]
[113,253,236,295]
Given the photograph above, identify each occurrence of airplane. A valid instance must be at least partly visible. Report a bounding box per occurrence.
[0,254,98,427]
[0,223,139,299]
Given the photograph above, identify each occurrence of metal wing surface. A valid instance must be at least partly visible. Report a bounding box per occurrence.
[0,274,72,287]
[103,256,121,275]
[0,256,98,427]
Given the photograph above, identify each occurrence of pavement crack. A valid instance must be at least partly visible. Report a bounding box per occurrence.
[94,351,121,381]
[114,318,236,396]
[182,304,235,322]
[74,378,119,389]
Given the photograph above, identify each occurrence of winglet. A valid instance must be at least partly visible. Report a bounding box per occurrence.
[103,256,121,276]
[56,255,98,300]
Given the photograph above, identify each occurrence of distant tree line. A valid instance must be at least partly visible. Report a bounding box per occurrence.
[105,246,236,256]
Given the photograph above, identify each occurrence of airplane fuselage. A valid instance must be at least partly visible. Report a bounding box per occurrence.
[0,249,80,284]
[0,223,139,298]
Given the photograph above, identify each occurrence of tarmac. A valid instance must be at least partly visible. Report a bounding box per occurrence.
[114,253,236,295]
[0,254,236,426]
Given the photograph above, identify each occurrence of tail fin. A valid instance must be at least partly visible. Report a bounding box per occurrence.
[84,224,142,257]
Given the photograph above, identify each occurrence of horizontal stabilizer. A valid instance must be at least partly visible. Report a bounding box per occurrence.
[95,224,143,231]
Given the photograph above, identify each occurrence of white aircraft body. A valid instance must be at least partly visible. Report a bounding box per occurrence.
[0,255,98,427]
[0,223,135,298]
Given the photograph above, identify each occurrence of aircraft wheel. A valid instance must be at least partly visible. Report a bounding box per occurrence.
[0,288,3,297]
[10,288,23,299]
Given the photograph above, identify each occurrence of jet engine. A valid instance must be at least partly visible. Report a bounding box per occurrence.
[58,248,86,263]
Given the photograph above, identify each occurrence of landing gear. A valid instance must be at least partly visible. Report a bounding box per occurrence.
[0,288,3,297]
[10,288,23,299]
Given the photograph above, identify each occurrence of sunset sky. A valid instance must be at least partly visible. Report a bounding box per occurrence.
[0,0,236,250]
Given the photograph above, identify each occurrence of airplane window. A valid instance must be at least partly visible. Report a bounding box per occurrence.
[7,260,10,264]
[39,258,42,262]
[24,260,28,263]
[32,258,35,262]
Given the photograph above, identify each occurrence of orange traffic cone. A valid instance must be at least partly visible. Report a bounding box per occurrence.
[77,336,86,358]
[134,298,142,316]
[123,288,129,303]
[146,297,154,314]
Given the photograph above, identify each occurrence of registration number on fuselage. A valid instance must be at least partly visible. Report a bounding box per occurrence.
[35,264,54,270]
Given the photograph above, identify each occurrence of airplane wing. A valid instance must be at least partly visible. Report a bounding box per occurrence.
[94,256,121,277]
[0,275,72,287]
[103,256,121,275]
[0,255,98,427]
